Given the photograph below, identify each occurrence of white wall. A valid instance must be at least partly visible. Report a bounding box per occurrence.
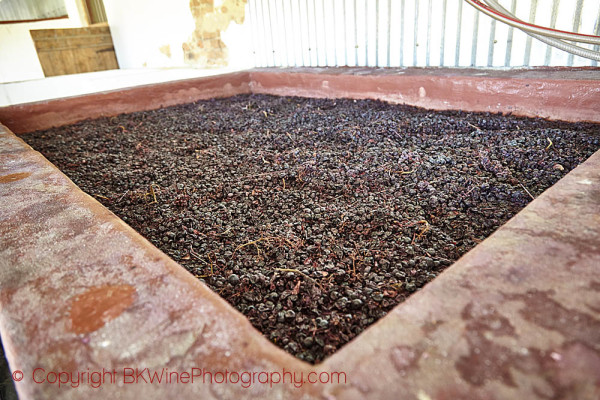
[0,0,86,83]
[103,0,254,70]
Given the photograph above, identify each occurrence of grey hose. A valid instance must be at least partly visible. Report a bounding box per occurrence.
[483,0,600,61]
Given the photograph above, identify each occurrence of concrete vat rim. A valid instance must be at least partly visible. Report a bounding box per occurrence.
[1,67,599,399]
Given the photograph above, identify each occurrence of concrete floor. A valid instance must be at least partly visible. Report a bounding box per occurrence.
[0,67,247,107]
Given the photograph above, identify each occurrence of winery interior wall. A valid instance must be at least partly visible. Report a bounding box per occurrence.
[1,0,598,85]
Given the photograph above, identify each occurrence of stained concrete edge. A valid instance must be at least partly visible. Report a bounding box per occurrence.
[322,149,600,400]
[0,71,252,134]
[2,67,600,134]
[0,126,320,400]
[249,67,600,123]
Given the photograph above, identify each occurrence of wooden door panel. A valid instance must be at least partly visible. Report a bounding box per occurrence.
[30,23,119,77]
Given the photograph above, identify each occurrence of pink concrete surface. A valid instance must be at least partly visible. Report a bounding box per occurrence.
[0,71,251,134]
[250,67,600,123]
[324,148,600,400]
[1,67,600,134]
[0,126,317,400]
[0,68,599,399]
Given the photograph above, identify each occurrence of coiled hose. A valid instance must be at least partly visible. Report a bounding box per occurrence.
[464,0,600,62]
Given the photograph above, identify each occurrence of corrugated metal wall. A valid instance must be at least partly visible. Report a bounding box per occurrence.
[0,0,67,22]
[247,0,600,67]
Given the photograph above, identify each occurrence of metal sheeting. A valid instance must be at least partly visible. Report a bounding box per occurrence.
[0,0,67,22]
[248,0,600,67]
